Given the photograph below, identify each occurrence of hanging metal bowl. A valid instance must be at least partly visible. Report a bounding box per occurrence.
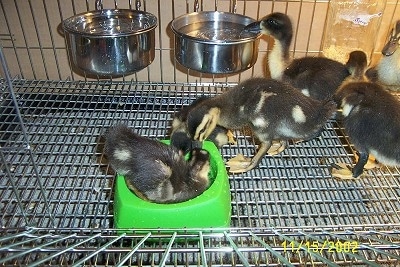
[171,11,261,74]
[63,8,157,76]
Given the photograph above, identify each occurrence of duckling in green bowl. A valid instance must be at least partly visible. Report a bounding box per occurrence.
[104,124,231,229]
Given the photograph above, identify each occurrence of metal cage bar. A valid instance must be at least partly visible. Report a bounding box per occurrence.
[0,227,400,265]
[0,0,398,83]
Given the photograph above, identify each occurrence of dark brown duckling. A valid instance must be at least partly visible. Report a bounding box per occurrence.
[345,50,369,81]
[244,12,350,101]
[333,50,369,106]
[334,50,400,178]
[185,77,336,173]
[104,124,210,203]
[171,96,236,154]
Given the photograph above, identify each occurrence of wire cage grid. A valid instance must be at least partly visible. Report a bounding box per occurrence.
[1,0,400,266]
[1,0,399,82]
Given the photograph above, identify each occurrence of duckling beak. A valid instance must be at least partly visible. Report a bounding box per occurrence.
[243,21,261,34]
[382,20,400,56]
[382,38,398,56]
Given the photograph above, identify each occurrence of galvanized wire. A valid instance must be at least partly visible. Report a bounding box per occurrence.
[1,79,400,230]
[0,227,400,265]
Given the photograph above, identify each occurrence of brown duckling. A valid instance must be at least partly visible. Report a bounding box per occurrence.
[171,96,236,154]
[185,77,336,173]
[104,124,210,203]
[345,50,369,82]
[244,12,350,101]
[334,50,400,178]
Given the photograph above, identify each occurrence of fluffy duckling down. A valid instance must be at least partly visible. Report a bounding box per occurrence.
[244,12,350,101]
[104,124,211,203]
[370,20,400,89]
[171,96,236,154]
[185,77,336,173]
[334,50,400,179]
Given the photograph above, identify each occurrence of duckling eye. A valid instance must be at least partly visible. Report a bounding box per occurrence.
[390,29,397,39]
[389,29,400,44]
[267,18,280,27]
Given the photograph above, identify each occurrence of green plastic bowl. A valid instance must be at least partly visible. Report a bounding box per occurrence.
[113,140,231,230]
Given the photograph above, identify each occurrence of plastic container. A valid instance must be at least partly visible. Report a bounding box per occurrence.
[113,140,231,230]
[321,0,386,64]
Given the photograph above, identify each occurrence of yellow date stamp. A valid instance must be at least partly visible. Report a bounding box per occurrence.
[282,240,359,253]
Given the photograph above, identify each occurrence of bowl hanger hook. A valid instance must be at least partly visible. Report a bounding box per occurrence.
[230,0,237,14]
[95,0,121,10]
[95,0,103,10]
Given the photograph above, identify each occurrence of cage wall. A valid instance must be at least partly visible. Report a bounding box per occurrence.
[1,0,400,83]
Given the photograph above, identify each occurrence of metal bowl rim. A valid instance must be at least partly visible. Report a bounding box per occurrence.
[171,11,261,44]
[63,9,158,37]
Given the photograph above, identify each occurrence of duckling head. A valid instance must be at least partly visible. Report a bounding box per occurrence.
[170,97,210,153]
[171,113,203,154]
[345,50,368,81]
[170,129,202,154]
[244,12,293,48]
[186,105,220,142]
[335,51,369,104]
[382,20,400,56]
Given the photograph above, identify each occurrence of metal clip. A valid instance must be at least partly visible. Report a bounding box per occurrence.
[95,0,103,10]
[136,0,141,10]
[95,0,119,10]
[231,0,237,14]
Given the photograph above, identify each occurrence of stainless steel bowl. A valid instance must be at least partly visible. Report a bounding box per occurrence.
[171,11,260,74]
[63,9,157,76]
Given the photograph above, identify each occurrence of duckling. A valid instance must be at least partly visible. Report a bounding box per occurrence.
[333,50,370,104]
[185,77,337,173]
[333,50,400,178]
[104,124,211,203]
[243,12,350,101]
[333,50,369,106]
[171,96,236,153]
[345,50,369,81]
[366,20,400,89]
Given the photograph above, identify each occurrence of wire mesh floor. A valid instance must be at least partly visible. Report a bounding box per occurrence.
[2,79,400,229]
[1,79,400,265]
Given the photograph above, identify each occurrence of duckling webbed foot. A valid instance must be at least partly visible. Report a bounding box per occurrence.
[331,152,378,180]
[226,142,270,173]
[226,129,237,145]
[331,163,356,180]
[226,154,253,173]
[267,140,286,155]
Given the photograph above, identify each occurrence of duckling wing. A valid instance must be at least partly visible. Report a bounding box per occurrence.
[104,124,182,195]
[283,57,350,100]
